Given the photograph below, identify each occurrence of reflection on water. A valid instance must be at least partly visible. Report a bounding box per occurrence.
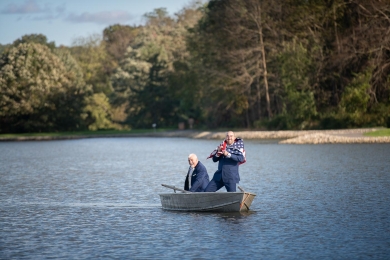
[1,138,390,259]
[164,209,256,219]
[17,202,162,208]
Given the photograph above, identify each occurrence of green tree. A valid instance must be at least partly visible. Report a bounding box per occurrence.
[340,72,370,115]
[82,93,119,130]
[53,47,92,130]
[274,41,317,129]
[13,33,55,50]
[0,44,11,55]
[70,34,112,95]
[0,43,88,132]
[111,6,203,128]
[103,24,139,65]
[188,0,283,127]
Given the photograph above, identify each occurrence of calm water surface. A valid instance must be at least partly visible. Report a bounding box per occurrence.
[0,137,389,259]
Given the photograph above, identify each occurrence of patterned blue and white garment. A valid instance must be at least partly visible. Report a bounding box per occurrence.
[207,138,246,165]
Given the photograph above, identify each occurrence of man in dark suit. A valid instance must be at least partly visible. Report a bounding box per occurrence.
[184,154,210,192]
[204,131,245,192]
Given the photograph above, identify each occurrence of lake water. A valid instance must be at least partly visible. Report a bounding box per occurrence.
[1,137,389,259]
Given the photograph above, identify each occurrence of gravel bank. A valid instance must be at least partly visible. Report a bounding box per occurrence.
[279,133,390,144]
[188,128,376,139]
[151,128,390,144]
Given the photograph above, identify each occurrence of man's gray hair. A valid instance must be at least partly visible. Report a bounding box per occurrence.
[188,153,197,159]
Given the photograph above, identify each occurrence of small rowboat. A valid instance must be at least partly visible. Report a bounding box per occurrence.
[159,184,256,212]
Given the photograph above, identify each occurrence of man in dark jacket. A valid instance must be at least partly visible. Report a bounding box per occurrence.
[184,154,210,192]
[204,131,245,192]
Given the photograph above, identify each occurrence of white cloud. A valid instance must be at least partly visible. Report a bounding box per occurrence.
[1,1,133,25]
[32,3,66,21]
[1,0,45,14]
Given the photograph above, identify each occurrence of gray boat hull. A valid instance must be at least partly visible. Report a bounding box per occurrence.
[159,192,256,212]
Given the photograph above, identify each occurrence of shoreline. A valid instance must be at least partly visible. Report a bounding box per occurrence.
[1,128,390,144]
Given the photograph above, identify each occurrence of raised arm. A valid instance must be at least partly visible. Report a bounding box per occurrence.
[228,153,245,162]
[212,153,221,162]
[217,149,245,162]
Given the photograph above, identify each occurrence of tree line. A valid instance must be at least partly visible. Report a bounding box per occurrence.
[1,0,389,133]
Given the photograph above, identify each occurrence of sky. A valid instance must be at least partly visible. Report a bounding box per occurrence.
[0,0,201,46]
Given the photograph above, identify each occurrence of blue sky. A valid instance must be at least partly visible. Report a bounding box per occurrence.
[0,0,201,46]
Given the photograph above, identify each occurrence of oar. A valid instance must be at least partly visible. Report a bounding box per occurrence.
[161,184,191,193]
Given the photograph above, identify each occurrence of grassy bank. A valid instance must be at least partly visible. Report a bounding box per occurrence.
[363,128,390,137]
[0,129,174,138]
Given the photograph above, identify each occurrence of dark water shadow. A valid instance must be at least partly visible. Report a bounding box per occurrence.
[162,209,256,219]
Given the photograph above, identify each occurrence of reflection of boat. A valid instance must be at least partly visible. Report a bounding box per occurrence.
[159,184,256,212]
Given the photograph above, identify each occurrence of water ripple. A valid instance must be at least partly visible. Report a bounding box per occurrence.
[1,139,389,259]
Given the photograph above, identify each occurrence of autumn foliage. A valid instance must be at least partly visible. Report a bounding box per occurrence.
[1,0,389,133]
